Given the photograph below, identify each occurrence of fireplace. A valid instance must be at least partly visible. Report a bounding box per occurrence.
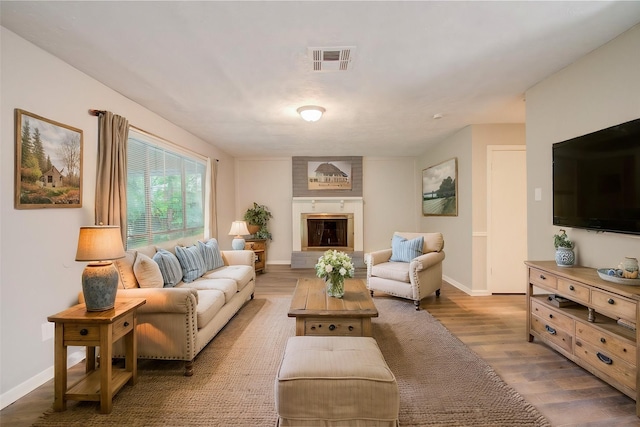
[301,213,354,251]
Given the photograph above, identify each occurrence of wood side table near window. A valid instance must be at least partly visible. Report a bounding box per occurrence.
[244,238,266,273]
[47,298,146,414]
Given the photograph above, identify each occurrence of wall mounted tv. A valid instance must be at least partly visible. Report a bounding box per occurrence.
[553,117,640,235]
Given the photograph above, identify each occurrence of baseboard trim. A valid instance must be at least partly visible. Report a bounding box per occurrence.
[443,275,491,296]
[0,350,84,410]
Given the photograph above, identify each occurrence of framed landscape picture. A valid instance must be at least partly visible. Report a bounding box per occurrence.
[307,160,352,190]
[422,157,457,216]
[15,109,83,209]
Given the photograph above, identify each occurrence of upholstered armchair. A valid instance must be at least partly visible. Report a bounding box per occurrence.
[365,232,445,310]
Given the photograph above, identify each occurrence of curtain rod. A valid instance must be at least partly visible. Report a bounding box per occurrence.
[89,109,219,162]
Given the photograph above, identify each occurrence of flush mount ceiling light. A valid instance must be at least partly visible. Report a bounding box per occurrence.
[297,105,326,122]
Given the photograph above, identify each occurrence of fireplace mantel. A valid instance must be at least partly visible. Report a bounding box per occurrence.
[292,197,364,252]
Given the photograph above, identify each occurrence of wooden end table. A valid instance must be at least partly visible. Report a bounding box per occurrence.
[47,298,146,413]
[288,278,378,337]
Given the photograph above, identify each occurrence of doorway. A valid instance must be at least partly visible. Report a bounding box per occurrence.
[487,146,527,294]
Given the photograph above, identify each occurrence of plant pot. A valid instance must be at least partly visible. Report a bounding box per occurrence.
[247,224,260,235]
[555,247,575,267]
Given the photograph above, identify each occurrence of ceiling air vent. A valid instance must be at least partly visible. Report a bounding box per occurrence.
[308,46,355,72]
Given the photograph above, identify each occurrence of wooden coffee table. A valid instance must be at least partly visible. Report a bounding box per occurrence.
[288,278,378,337]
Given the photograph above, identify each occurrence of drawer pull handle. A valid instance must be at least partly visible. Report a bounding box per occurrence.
[329,324,336,331]
[597,352,613,365]
[569,285,575,291]
[600,337,606,344]
[608,298,615,305]
[545,325,556,335]
[549,314,553,319]
[310,326,316,330]
[123,322,129,327]
[539,274,546,280]
[348,326,354,331]
[80,329,88,336]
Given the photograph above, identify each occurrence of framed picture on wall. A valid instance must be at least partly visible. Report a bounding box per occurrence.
[307,160,352,190]
[422,157,457,216]
[14,109,83,209]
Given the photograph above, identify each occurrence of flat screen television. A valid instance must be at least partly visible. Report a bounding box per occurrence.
[552,117,640,235]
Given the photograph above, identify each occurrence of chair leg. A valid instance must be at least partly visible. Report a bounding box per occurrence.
[370,290,374,297]
[184,360,194,377]
[436,289,441,297]
[414,300,420,311]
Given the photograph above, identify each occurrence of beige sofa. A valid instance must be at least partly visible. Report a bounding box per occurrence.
[82,237,256,376]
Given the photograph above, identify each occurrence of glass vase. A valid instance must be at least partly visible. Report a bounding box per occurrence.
[325,276,345,298]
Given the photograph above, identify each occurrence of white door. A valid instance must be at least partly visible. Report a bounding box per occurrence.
[487,146,527,294]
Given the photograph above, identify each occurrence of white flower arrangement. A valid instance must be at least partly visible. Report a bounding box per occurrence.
[315,249,355,283]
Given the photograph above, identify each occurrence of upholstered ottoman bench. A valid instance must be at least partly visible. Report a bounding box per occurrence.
[275,336,399,426]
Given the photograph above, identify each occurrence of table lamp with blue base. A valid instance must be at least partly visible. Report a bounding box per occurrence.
[229,220,250,250]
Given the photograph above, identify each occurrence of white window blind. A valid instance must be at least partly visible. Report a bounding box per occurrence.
[126,129,207,248]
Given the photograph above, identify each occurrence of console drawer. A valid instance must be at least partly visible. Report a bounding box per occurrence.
[531,299,574,332]
[531,314,573,353]
[304,318,363,336]
[575,321,636,367]
[591,290,636,321]
[529,268,557,290]
[557,279,590,305]
[574,339,636,392]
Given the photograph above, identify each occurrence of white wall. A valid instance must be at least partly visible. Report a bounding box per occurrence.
[526,24,640,267]
[0,28,237,406]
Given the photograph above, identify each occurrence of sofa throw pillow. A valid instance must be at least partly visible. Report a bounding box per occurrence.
[175,245,207,283]
[390,235,424,263]
[114,250,139,289]
[198,238,224,271]
[133,253,164,288]
[153,249,183,287]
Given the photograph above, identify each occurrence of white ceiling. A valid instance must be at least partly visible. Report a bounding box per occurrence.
[2,1,640,158]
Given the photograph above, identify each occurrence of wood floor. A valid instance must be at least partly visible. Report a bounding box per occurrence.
[2,265,639,426]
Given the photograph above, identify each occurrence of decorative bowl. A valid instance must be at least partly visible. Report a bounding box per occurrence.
[597,268,640,285]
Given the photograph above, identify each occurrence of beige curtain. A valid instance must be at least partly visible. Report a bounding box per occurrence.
[95,111,129,244]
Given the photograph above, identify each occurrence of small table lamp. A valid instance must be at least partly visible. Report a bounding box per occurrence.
[229,220,250,250]
[75,225,126,311]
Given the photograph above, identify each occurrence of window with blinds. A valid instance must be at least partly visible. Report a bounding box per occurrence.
[126,129,206,248]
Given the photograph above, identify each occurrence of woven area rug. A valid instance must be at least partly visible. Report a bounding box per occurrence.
[34,297,550,426]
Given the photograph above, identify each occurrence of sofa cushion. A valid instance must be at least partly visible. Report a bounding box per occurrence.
[175,245,207,283]
[180,278,238,303]
[198,239,224,271]
[371,261,410,283]
[114,250,139,289]
[153,249,184,288]
[203,265,254,291]
[133,252,164,288]
[195,290,226,328]
[390,235,423,262]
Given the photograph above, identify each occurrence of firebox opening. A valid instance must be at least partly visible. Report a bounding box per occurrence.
[301,213,354,251]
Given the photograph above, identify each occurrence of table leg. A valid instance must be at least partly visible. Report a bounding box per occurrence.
[99,323,113,414]
[53,323,66,411]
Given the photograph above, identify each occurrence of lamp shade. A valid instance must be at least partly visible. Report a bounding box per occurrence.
[297,105,325,122]
[228,221,250,237]
[75,226,125,262]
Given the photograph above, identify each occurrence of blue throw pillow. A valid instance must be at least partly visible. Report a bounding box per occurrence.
[152,249,184,287]
[198,239,225,271]
[175,245,207,283]
[390,235,424,262]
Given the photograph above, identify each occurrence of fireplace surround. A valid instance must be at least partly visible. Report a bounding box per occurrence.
[291,197,364,268]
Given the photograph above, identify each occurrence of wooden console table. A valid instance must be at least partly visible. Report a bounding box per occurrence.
[525,261,640,416]
[47,298,146,413]
[244,238,266,273]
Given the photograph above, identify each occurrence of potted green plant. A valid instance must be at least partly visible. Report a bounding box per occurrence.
[243,202,273,241]
[553,229,575,267]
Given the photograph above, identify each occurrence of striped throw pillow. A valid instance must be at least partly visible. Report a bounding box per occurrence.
[198,239,225,271]
[153,249,184,287]
[390,235,424,262]
[175,245,207,283]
